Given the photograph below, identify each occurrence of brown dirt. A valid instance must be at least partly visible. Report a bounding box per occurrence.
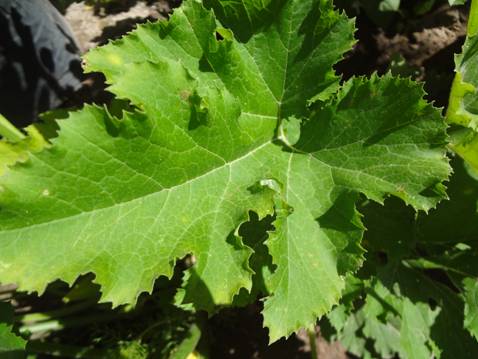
[65,1,170,52]
[336,3,468,107]
[374,5,467,69]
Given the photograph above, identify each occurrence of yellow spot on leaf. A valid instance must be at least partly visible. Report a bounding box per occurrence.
[186,352,199,359]
[106,53,123,66]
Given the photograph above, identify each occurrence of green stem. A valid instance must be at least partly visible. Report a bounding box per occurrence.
[19,300,96,324]
[0,113,25,143]
[137,318,169,339]
[20,320,64,334]
[469,0,478,37]
[168,323,202,359]
[20,312,119,335]
[308,327,318,359]
[403,258,473,278]
[445,0,478,124]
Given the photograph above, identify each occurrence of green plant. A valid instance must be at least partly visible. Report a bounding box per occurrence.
[322,3,478,358]
[1,0,478,357]
[0,302,25,355]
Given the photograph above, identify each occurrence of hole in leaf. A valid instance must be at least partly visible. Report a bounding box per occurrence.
[215,31,224,41]
[235,211,276,305]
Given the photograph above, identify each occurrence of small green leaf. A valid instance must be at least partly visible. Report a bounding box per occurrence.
[449,0,467,5]
[400,299,441,359]
[0,303,26,354]
[464,278,478,340]
[379,0,400,12]
[0,125,48,176]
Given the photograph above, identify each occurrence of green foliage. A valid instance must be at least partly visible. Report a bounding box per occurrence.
[447,37,478,130]
[2,0,478,356]
[448,0,478,175]
[324,158,478,358]
[328,279,442,359]
[464,278,478,340]
[0,302,26,355]
[0,0,452,344]
[327,4,478,343]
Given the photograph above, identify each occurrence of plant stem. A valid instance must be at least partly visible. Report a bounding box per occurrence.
[168,322,202,359]
[19,300,96,324]
[469,0,478,37]
[0,113,25,143]
[307,327,318,359]
[445,0,478,124]
[20,312,119,335]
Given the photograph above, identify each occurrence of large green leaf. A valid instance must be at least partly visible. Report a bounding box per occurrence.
[0,0,449,341]
[203,0,286,42]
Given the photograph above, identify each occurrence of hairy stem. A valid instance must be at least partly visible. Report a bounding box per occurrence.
[468,0,478,37]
